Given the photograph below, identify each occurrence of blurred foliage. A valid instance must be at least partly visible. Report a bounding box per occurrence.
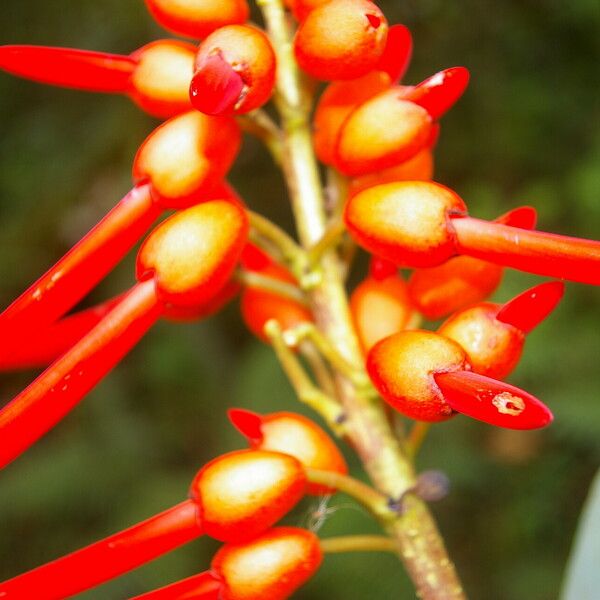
[0,1,599,599]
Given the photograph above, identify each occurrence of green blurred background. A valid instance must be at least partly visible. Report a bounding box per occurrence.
[0,1,599,598]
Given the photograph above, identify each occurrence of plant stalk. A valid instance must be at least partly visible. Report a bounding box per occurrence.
[259,1,466,597]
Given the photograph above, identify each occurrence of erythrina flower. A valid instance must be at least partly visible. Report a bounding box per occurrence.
[0,112,241,341]
[0,202,249,469]
[212,527,323,600]
[366,329,553,429]
[228,408,348,494]
[0,40,197,118]
[190,25,277,115]
[438,281,564,379]
[345,181,600,284]
[294,0,388,81]
[0,450,307,599]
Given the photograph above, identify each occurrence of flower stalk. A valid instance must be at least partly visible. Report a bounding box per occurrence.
[259,0,466,597]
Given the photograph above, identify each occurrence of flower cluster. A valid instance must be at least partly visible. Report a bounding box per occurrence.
[0,0,598,598]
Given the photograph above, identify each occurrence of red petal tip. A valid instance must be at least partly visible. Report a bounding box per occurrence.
[495,206,538,230]
[434,371,553,430]
[377,24,413,82]
[496,281,565,333]
[189,52,245,116]
[240,243,272,271]
[227,408,264,444]
[369,256,398,280]
[408,66,470,120]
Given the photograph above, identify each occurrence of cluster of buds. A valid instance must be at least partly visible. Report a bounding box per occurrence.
[0,0,598,597]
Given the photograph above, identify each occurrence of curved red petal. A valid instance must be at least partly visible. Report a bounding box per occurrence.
[494,206,537,230]
[496,280,565,334]
[377,24,413,83]
[434,371,553,430]
[406,66,470,120]
[227,408,264,444]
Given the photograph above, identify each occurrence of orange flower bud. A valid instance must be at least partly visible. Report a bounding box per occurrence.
[367,330,469,422]
[408,256,503,320]
[335,89,433,175]
[129,40,196,118]
[350,270,414,352]
[229,408,348,495]
[313,71,391,165]
[137,200,248,308]
[190,25,276,115]
[190,450,307,542]
[212,527,322,600]
[144,0,250,40]
[438,303,524,379]
[344,181,466,267]
[294,0,388,81]
[347,148,434,197]
[133,111,241,207]
[438,281,564,379]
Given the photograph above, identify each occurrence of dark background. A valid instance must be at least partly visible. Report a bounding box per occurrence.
[0,1,599,598]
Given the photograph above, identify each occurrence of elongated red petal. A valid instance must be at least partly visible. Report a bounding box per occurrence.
[495,205,537,229]
[0,280,162,469]
[189,52,245,116]
[376,24,412,83]
[405,66,470,120]
[451,216,600,285]
[434,371,553,429]
[0,45,136,92]
[0,183,159,338]
[131,570,222,600]
[496,281,565,333]
[0,500,202,600]
[0,294,125,371]
[228,408,264,444]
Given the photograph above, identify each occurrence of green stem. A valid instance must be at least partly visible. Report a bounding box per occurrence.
[321,535,397,555]
[284,322,372,390]
[265,320,345,429]
[237,109,283,165]
[236,269,308,305]
[259,1,466,598]
[307,219,347,266]
[305,468,390,519]
[247,210,306,269]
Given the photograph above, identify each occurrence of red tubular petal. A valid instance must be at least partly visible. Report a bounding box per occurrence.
[405,66,470,120]
[131,571,222,600]
[496,281,565,334]
[494,205,537,229]
[0,183,160,338]
[189,52,245,116]
[0,500,202,599]
[227,408,264,444]
[376,24,412,82]
[0,294,125,371]
[0,280,162,470]
[451,215,600,285]
[0,45,136,92]
[434,371,553,430]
